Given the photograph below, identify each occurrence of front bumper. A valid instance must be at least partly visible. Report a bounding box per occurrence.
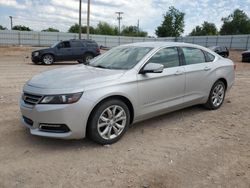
[31,55,42,63]
[20,96,94,139]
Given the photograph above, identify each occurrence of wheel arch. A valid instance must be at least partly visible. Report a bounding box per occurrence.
[217,77,228,90]
[86,95,135,134]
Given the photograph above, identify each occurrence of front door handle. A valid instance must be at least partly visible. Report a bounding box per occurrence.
[204,66,211,71]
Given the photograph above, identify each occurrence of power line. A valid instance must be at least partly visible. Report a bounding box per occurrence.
[116,12,123,36]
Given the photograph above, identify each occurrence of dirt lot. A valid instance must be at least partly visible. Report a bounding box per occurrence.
[0,46,249,188]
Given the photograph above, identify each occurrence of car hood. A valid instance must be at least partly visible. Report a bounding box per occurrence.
[27,65,125,90]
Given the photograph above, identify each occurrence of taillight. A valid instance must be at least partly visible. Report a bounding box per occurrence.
[96,48,100,53]
[234,64,236,71]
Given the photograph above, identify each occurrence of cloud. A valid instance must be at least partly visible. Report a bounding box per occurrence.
[0,0,249,36]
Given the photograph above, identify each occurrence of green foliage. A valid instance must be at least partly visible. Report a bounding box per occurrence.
[121,26,147,37]
[42,27,59,32]
[68,23,95,34]
[155,6,185,37]
[95,22,118,35]
[190,22,218,36]
[12,25,32,31]
[0,25,7,30]
[220,9,250,35]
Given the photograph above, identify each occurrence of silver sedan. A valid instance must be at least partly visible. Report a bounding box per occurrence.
[20,42,235,144]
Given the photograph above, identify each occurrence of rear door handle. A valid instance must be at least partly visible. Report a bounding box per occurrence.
[204,66,211,71]
[175,70,184,75]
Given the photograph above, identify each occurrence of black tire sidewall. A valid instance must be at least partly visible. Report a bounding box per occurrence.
[88,99,130,145]
[207,81,226,110]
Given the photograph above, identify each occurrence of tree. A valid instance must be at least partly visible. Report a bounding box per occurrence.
[190,22,218,36]
[0,25,7,30]
[12,25,32,31]
[42,27,59,32]
[95,22,117,35]
[220,9,250,35]
[68,23,95,34]
[155,6,185,37]
[121,25,147,37]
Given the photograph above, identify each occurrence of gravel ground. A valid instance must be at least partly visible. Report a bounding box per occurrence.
[0,46,249,188]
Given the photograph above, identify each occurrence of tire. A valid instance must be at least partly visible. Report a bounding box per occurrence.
[87,99,130,145]
[42,54,54,65]
[83,53,94,64]
[205,80,226,110]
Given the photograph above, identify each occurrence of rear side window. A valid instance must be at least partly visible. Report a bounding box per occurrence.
[182,47,206,65]
[204,51,215,62]
[71,41,83,47]
[147,47,180,68]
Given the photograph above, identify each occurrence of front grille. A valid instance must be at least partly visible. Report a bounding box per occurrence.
[23,92,43,105]
[23,116,33,126]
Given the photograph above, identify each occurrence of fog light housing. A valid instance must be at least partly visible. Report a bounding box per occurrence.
[39,123,70,133]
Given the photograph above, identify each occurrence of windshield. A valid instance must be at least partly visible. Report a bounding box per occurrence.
[51,41,60,48]
[89,46,153,70]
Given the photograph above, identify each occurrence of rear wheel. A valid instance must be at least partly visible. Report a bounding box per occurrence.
[87,99,130,145]
[82,53,94,64]
[205,80,226,110]
[42,54,54,65]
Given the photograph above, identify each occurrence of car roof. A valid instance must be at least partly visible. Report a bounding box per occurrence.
[121,41,208,49]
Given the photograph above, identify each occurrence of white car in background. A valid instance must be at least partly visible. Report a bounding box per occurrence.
[20,42,235,144]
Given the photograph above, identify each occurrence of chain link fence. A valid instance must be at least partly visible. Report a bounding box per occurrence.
[0,30,249,50]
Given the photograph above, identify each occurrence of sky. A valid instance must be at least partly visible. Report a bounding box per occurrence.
[0,0,249,36]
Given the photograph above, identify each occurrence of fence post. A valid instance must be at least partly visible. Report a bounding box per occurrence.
[229,36,233,49]
[132,37,134,43]
[104,36,107,47]
[216,35,219,46]
[192,37,195,44]
[206,36,208,47]
[118,36,120,46]
[38,33,40,46]
[57,33,59,41]
[18,32,21,45]
[245,35,250,50]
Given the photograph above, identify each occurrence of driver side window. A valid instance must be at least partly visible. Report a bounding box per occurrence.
[58,41,71,48]
[147,47,180,68]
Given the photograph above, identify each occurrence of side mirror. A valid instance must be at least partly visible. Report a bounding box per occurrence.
[140,63,164,74]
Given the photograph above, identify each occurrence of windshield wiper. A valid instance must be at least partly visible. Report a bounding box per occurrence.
[93,65,108,69]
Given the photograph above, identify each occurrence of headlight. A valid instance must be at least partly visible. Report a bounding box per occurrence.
[33,52,39,56]
[39,92,83,104]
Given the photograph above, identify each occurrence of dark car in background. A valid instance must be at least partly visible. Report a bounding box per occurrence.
[242,50,250,62]
[209,46,229,58]
[32,39,100,65]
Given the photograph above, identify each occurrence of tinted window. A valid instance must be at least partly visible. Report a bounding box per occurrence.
[59,41,70,48]
[71,41,82,47]
[182,47,205,65]
[147,47,180,68]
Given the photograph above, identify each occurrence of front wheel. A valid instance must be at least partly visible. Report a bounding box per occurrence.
[205,80,226,110]
[87,99,130,145]
[42,54,54,65]
[83,53,94,64]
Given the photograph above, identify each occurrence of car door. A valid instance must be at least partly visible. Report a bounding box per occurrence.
[70,40,84,60]
[181,47,215,103]
[55,41,73,61]
[137,47,186,118]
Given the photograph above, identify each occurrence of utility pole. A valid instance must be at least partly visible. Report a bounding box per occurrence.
[116,12,123,35]
[87,0,90,39]
[79,0,82,39]
[9,16,13,30]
